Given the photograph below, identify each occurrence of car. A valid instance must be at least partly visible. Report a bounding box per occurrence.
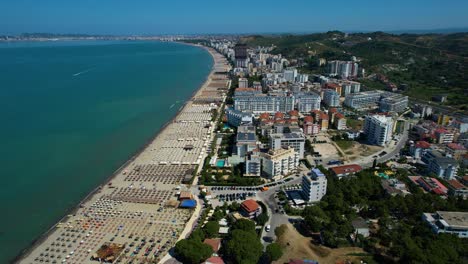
[265,225,271,232]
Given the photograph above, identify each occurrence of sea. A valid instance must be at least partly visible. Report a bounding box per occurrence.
[0,40,213,263]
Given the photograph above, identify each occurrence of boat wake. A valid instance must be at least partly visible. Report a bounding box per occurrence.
[72,68,93,77]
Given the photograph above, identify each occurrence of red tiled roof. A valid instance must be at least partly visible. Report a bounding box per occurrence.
[447,180,466,190]
[289,110,299,116]
[335,113,345,119]
[274,112,284,118]
[329,108,338,113]
[415,141,431,149]
[434,128,448,134]
[320,113,329,120]
[447,143,466,151]
[203,238,221,253]
[204,256,225,264]
[259,113,270,120]
[304,116,314,123]
[330,164,362,175]
[325,82,341,89]
[241,199,259,213]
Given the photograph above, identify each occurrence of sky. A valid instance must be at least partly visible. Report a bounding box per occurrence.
[1,0,468,35]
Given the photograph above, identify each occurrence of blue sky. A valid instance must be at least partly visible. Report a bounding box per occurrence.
[1,0,467,34]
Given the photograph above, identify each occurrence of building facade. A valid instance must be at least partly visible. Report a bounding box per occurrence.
[302,168,328,202]
[364,115,394,146]
[269,132,306,158]
[323,89,340,107]
[261,147,299,178]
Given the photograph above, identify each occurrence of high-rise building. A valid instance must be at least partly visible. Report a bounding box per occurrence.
[270,132,305,158]
[283,68,298,83]
[341,81,361,96]
[323,89,340,107]
[238,77,248,88]
[344,90,383,109]
[344,90,408,113]
[295,92,321,113]
[225,108,254,127]
[422,150,459,180]
[364,115,394,146]
[328,60,359,79]
[261,147,299,178]
[245,153,261,177]
[297,74,309,83]
[379,94,409,113]
[234,91,295,113]
[234,44,248,68]
[302,168,327,202]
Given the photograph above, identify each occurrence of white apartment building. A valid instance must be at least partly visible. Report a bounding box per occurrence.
[225,108,253,127]
[261,147,299,178]
[364,115,394,146]
[341,81,361,96]
[297,74,309,83]
[295,92,321,113]
[323,89,340,107]
[302,168,328,202]
[284,68,298,83]
[344,90,383,109]
[245,153,261,177]
[234,92,295,113]
[328,60,359,79]
[238,77,248,88]
[269,132,305,158]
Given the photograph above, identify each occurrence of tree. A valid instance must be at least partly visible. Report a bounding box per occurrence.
[225,230,263,264]
[175,239,213,264]
[256,213,269,226]
[231,219,256,233]
[189,228,205,242]
[266,243,283,261]
[204,221,220,238]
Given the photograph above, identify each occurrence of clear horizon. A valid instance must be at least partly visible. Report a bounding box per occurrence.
[1,0,468,35]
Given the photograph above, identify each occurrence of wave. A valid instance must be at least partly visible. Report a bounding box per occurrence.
[72,68,93,77]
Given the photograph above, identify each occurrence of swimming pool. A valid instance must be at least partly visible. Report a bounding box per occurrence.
[216,159,225,167]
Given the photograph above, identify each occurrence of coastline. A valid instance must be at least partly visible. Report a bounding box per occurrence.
[15,43,230,264]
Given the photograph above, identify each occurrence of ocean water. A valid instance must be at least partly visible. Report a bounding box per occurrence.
[0,40,213,262]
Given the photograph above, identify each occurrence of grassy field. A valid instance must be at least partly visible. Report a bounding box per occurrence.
[346,119,364,130]
[335,140,354,151]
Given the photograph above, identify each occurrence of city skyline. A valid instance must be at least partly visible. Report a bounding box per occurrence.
[1,0,468,35]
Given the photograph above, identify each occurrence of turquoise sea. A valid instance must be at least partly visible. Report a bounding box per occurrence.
[0,41,213,262]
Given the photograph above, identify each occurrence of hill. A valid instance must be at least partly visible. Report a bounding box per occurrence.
[241,32,468,114]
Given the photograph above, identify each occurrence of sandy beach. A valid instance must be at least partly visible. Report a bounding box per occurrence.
[16,45,231,264]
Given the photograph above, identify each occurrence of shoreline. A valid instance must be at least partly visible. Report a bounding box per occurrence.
[14,43,228,263]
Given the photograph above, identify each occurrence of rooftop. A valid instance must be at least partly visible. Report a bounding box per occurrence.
[447,143,466,151]
[415,141,431,149]
[330,164,362,175]
[447,179,467,190]
[241,199,260,213]
[436,211,468,228]
[203,238,221,253]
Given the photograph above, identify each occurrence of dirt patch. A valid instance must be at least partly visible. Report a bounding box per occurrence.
[346,142,383,161]
[274,224,366,264]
